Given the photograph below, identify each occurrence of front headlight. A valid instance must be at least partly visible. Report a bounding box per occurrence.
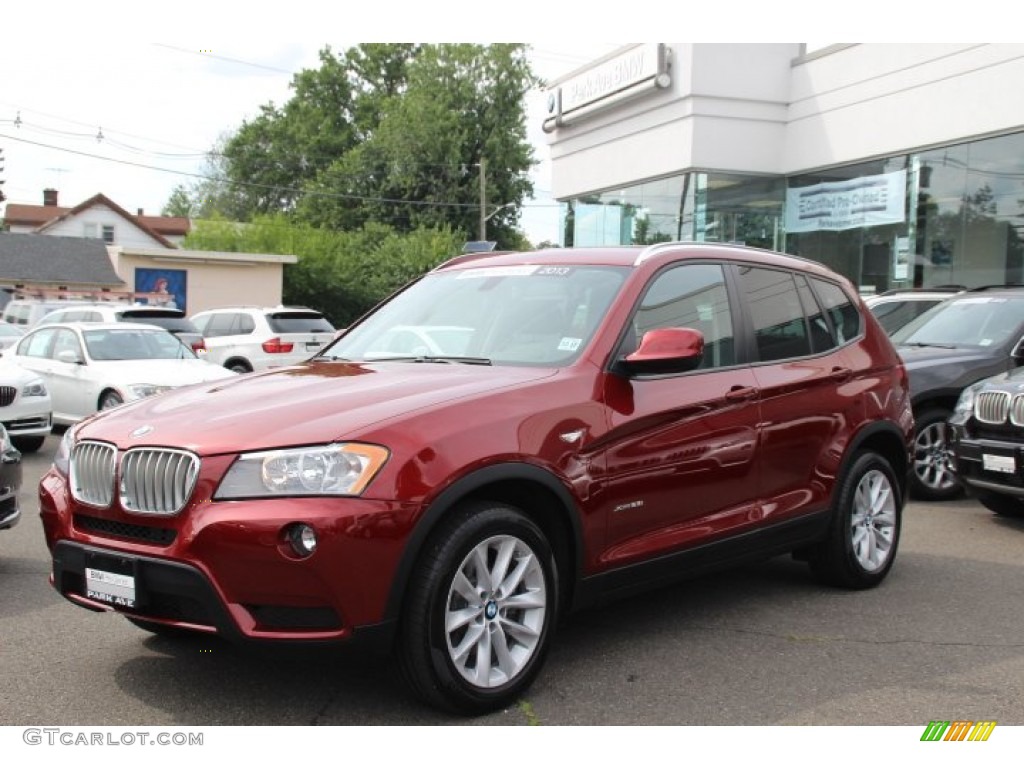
[953,382,984,417]
[214,443,390,499]
[53,425,77,477]
[21,379,47,398]
[127,384,173,399]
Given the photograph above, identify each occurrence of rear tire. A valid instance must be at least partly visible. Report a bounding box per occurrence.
[227,360,252,374]
[809,451,902,589]
[397,501,558,715]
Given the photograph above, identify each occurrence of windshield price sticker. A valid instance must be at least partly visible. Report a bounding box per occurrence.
[457,265,539,279]
[86,567,137,608]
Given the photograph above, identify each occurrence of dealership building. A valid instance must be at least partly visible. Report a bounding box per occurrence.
[543,43,1024,294]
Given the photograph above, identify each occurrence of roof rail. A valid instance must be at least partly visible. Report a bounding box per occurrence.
[632,240,817,267]
[875,284,965,296]
[967,283,1024,292]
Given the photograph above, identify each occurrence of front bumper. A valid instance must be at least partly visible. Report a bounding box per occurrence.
[40,468,418,645]
[1,407,52,439]
[0,450,21,529]
[948,424,1024,497]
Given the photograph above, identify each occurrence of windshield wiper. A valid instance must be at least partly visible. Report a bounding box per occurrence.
[902,342,957,349]
[363,355,493,366]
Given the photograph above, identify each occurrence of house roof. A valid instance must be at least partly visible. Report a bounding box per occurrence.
[0,232,125,286]
[31,193,178,248]
[4,194,190,244]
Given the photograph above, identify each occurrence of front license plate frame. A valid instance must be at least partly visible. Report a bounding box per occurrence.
[982,453,1016,475]
[84,553,137,609]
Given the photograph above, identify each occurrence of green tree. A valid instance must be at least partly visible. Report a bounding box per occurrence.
[183,214,463,326]
[161,184,194,217]
[197,44,536,249]
[297,44,536,249]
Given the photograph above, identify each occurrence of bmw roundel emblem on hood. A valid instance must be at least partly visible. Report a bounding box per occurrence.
[131,425,155,438]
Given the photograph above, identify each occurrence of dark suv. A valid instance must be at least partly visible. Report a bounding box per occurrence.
[889,287,1024,500]
[40,244,913,714]
[948,367,1024,517]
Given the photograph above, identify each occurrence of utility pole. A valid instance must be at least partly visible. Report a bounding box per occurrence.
[478,156,487,241]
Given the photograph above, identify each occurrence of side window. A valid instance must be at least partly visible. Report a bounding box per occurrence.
[737,267,812,362]
[19,328,57,358]
[812,278,862,344]
[233,313,256,335]
[52,329,84,361]
[629,263,736,370]
[191,314,211,335]
[796,275,836,353]
[204,313,234,338]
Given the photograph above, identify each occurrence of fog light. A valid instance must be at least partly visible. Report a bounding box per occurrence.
[287,524,318,557]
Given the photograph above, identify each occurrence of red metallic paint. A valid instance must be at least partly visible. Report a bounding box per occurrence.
[39,244,913,652]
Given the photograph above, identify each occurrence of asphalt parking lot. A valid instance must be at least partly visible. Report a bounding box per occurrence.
[3,432,1024,726]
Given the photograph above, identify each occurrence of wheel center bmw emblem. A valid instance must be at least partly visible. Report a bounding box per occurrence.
[131,425,154,438]
[485,600,498,620]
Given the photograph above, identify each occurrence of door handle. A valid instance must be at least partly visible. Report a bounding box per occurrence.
[725,386,759,402]
[829,367,853,383]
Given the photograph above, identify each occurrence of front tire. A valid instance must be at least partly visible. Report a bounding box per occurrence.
[99,390,124,410]
[975,490,1024,518]
[11,435,45,453]
[911,409,961,501]
[397,501,558,715]
[810,451,902,589]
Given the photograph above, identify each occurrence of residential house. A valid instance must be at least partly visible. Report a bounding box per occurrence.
[2,190,297,314]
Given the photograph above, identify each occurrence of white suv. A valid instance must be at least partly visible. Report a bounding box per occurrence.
[189,306,335,373]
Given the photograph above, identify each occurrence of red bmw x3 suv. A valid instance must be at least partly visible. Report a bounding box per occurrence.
[40,243,913,714]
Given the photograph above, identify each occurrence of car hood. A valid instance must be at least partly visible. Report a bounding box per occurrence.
[972,365,1024,392]
[896,344,1000,371]
[896,344,1008,398]
[77,361,558,455]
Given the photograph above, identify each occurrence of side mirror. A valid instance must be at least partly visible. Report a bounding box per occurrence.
[619,327,705,375]
[56,349,84,365]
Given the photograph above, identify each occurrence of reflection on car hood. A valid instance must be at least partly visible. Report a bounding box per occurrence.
[972,366,1024,392]
[93,359,237,387]
[76,360,557,454]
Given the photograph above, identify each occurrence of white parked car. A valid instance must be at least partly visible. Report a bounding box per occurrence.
[0,359,52,452]
[8,322,236,425]
[189,306,335,373]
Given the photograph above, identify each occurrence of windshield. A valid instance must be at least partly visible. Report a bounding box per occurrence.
[84,328,197,360]
[324,264,629,366]
[891,295,1024,348]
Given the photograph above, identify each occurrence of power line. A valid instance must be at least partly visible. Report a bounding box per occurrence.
[152,43,298,75]
[0,131,505,210]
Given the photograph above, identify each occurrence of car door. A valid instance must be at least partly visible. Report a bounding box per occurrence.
[47,328,95,421]
[596,262,763,569]
[736,266,864,523]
